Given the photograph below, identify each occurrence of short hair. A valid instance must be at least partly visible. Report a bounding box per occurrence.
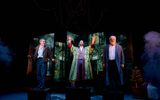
[39,38,45,42]
[109,35,116,40]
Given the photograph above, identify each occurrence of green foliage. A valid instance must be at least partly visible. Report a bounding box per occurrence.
[54,42,66,80]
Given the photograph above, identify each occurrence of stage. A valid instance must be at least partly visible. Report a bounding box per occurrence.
[0,88,144,100]
[0,79,148,100]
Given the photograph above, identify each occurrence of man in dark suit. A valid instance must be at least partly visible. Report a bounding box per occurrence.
[103,35,125,90]
[33,38,55,89]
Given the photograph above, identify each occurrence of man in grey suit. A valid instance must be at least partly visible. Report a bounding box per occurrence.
[103,35,125,90]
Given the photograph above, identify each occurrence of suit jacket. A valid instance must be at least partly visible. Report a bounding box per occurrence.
[33,45,53,62]
[103,44,125,85]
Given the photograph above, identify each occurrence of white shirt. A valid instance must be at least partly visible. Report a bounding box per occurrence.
[109,45,116,60]
[37,46,44,58]
[80,46,83,51]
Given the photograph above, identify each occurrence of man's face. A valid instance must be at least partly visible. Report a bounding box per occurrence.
[79,40,84,46]
[39,39,45,46]
[109,36,116,45]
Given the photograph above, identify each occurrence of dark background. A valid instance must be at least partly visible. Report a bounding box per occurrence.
[1,0,160,92]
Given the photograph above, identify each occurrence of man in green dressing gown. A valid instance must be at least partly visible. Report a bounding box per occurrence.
[67,35,96,87]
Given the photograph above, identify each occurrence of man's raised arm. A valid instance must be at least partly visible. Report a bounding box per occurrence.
[90,34,96,48]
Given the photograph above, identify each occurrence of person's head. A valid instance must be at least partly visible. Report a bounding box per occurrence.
[109,35,117,46]
[79,40,84,47]
[39,38,45,46]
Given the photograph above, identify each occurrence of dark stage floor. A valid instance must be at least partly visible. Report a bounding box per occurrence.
[0,91,144,100]
[0,79,148,100]
[0,85,147,100]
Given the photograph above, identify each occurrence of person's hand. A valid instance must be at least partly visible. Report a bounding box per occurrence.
[103,63,105,68]
[91,34,96,45]
[121,64,124,69]
[67,36,72,41]
[52,58,55,62]
[67,36,72,44]
[52,58,56,63]
[103,63,106,71]
[27,55,31,58]
[102,63,106,77]
[92,34,96,41]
